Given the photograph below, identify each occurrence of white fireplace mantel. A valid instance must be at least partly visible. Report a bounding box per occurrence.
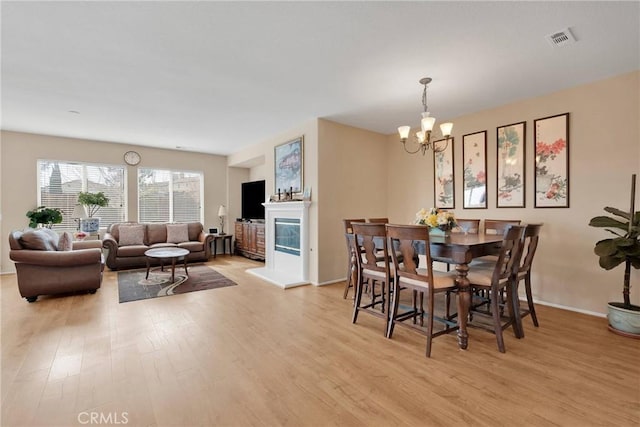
[247,201,311,288]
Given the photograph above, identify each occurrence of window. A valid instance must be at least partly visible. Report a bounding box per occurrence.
[138,168,203,223]
[37,160,126,230]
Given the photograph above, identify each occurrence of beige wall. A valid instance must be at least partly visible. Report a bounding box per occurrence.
[1,131,228,274]
[228,119,320,283]
[316,119,389,284]
[387,71,640,314]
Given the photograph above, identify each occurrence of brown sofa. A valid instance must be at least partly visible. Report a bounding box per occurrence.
[9,229,104,303]
[102,222,213,270]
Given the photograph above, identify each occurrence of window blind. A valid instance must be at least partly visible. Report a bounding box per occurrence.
[37,160,126,230]
[138,168,203,223]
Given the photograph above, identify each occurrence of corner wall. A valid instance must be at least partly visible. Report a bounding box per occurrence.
[316,119,389,284]
[228,120,319,283]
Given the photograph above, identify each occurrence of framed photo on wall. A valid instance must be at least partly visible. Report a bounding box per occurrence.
[497,121,526,208]
[433,138,455,209]
[534,113,569,208]
[274,136,304,194]
[462,131,487,209]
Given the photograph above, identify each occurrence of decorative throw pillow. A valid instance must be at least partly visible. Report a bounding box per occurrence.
[118,225,145,246]
[57,232,73,251]
[166,223,189,243]
[19,228,59,251]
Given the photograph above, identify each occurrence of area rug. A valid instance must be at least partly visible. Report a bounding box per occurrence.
[117,264,237,303]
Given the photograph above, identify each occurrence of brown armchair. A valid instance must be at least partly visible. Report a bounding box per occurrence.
[9,230,104,303]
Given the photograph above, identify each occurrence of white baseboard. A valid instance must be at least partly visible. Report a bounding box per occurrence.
[530,298,606,318]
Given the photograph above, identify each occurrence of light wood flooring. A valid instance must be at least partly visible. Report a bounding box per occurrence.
[1,256,639,426]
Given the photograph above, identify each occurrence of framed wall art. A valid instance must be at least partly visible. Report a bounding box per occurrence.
[534,113,569,208]
[496,121,526,208]
[274,136,304,194]
[462,131,487,209]
[433,138,455,209]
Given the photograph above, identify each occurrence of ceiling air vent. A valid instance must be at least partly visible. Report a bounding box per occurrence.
[545,28,576,48]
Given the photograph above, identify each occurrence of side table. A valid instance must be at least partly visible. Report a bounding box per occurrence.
[211,234,233,258]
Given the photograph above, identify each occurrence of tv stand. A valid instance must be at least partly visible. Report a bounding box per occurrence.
[234,221,265,261]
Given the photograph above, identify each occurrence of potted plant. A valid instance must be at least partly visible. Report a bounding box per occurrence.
[77,191,109,232]
[26,206,63,228]
[588,174,640,337]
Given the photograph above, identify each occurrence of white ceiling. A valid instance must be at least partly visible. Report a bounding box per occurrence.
[2,1,639,156]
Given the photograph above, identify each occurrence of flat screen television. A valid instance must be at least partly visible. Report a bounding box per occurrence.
[241,180,265,220]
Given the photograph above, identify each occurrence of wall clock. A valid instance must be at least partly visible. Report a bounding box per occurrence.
[124,151,141,166]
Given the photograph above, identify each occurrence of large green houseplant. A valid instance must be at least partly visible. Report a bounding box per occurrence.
[77,191,109,217]
[589,174,640,337]
[26,206,63,228]
[77,192,109,233]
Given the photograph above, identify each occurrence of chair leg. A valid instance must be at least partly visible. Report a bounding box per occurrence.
[491,288,506,353]
[387,283,401,339]
[425,294,434,357]
[524,274,539,327]
[343,258,353,299]
[352,274,364,324]
[507,282,524,339]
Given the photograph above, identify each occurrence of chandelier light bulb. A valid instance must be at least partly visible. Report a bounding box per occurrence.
[440,122,453,137]
[421,112,436,132]
[398,126,411,140]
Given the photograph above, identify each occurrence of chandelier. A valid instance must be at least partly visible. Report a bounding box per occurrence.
[397,77,453,155]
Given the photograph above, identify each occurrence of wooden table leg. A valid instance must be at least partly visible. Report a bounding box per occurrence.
[183,257,188,277]
[170,257,176,283]
[455,262,471,350]
[145,257,151,279]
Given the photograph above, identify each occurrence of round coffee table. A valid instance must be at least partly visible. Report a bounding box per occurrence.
[144,247,190,284]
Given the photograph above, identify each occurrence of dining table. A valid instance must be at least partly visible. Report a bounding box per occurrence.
[426,233,505,349]
[353,230,508,350]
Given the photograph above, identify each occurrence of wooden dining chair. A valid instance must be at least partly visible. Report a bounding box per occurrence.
[515,223,543,329]
[351,222,392,335]
[367,217,389,224]
[484,219,521,235]
[452,218,481,235]
[386,224,458,357]
[463,224,526,353]
[342,218,366,299]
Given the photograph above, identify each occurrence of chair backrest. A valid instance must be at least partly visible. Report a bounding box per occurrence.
[490,225,526,286]
[385,224,434,292]
[484,219,521,236]
[518,224,542,275]
[351,222,388,276]
[452,219,481,234]
[367,217,389,224]
[343,218,366,235]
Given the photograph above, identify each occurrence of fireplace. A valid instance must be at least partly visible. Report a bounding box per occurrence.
[275,218,300,256]
[248,201,310,288]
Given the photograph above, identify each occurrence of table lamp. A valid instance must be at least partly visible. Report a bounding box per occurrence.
[218,205,227,235]
[72,204,88,230]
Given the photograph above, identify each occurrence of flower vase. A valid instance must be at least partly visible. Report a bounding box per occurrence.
[429,227,451,238]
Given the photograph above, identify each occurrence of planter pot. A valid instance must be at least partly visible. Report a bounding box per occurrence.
[607,302,640,338]
[80,217,100,233]
[429,228,451,238]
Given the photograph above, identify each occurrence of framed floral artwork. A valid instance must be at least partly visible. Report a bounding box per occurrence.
[497,121,526,208]
[274,136,304,194]
[462,131,487,209]
[534,113,569,208]
[433,138,455,209]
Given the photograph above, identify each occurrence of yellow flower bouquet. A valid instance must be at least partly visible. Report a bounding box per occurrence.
[415,207,457,232]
